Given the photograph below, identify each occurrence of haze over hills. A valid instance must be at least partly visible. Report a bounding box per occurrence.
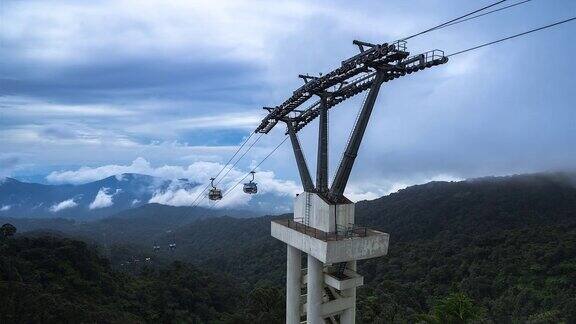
[0,173,293,219]
[2,171,575,322]
[0,173,173,219]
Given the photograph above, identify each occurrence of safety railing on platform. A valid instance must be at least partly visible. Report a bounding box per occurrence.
[276,219,369,241]
[403,49,446,69]
[392,40,407,52]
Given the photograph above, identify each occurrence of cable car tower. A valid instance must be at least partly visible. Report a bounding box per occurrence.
[257,39,448,324]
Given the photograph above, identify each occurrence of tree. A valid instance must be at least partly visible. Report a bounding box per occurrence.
[0,224,16,238]
[416,292,484,324]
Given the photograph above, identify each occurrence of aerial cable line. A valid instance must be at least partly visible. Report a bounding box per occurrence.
[447,16,576,57]
[192,133,263,208]
[221,135,288,200]
[213,132,255,181]
[189,132,255,208]
[401,0,508,41]
[189,183,212,208]
[210,135,289,208]
[436,0,533,30]
[214,133,263,186]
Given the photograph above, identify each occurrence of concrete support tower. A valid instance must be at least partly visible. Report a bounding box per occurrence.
[273,75,391,323]
[259,39,447,323]
[272,193,389,324]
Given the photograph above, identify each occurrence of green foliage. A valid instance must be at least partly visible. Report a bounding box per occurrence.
[354,174,576,323]
[2,172,575,323]
[415,292,484,324]
[0,223,16,237]
[0,235,266,323]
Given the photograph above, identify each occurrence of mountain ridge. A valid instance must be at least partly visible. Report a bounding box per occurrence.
[0,172,290,219]
[2,171,575,322]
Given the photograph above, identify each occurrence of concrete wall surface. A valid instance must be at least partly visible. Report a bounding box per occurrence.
[271,222,389,263]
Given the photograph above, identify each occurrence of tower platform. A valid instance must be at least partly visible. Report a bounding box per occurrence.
[271,219,389,264]
[273,192,390,324]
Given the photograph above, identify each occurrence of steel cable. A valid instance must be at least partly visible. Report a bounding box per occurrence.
[210,136,290,208]
[189,132,255,208]
[447,16,576,57]
[400,0,508,41]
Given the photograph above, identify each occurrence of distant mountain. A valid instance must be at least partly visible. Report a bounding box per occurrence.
[0,173,292,219]
[4,172,576,322]
[138,172,576,322]
[0,173,172,219]
[0,203,256,246]
[354,172,576,241]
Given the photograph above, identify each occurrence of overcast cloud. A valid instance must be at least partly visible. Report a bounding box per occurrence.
[49,199,78,213]
[1,0,575,206]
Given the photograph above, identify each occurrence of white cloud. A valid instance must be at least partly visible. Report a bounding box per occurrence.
[47,157,222,184]
[2,0,402,65]
[0,96,135,118]
[89,187,120,209]
[115,174,127,181]
[2,0,574,204]
[148,165,300,208]
[50,199,78,212]
[345,174,463,202]
[32,203,44,209]
[149,185,207,207]
[44,156,466,208]
[45,157,300,209]
[0,205,11,211]
[0,154,22,177]
[2,0,297,64]
[127,113,262,136]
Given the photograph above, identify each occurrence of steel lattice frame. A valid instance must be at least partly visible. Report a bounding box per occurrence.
[255,40,448,134]
[255,40,449,201]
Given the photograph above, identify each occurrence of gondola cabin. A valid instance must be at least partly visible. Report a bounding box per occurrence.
[243,171,258,194]
[243,182,258,194]
[208,177,223,200]
[209,188,223,200]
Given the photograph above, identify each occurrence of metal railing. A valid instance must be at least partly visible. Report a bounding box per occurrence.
[403,50,446,69]
[392,40,407,52]
[276,219,369,241]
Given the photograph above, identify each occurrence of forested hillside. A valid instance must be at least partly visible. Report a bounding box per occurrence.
[354,173,576,322]
[2,172,575,323]
[0,235,284,323]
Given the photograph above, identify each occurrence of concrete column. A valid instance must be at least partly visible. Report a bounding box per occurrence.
[286,245,301,324]
[340,261,357,324]
[307,254,324,324]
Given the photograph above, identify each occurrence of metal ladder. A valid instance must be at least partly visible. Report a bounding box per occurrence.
[303,192,311,226]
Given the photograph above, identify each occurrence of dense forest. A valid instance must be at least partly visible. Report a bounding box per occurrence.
[1,172,576,323]
[0,235,285,323]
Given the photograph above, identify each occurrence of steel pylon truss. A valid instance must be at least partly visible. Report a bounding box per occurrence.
[255,40,448,134]
[255,39,448,201]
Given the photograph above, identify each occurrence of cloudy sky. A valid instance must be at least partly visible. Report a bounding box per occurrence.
[1,0,575,203]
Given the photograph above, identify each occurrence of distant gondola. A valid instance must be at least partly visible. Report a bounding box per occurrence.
[208,177,223,200]
[243,171,258,194]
